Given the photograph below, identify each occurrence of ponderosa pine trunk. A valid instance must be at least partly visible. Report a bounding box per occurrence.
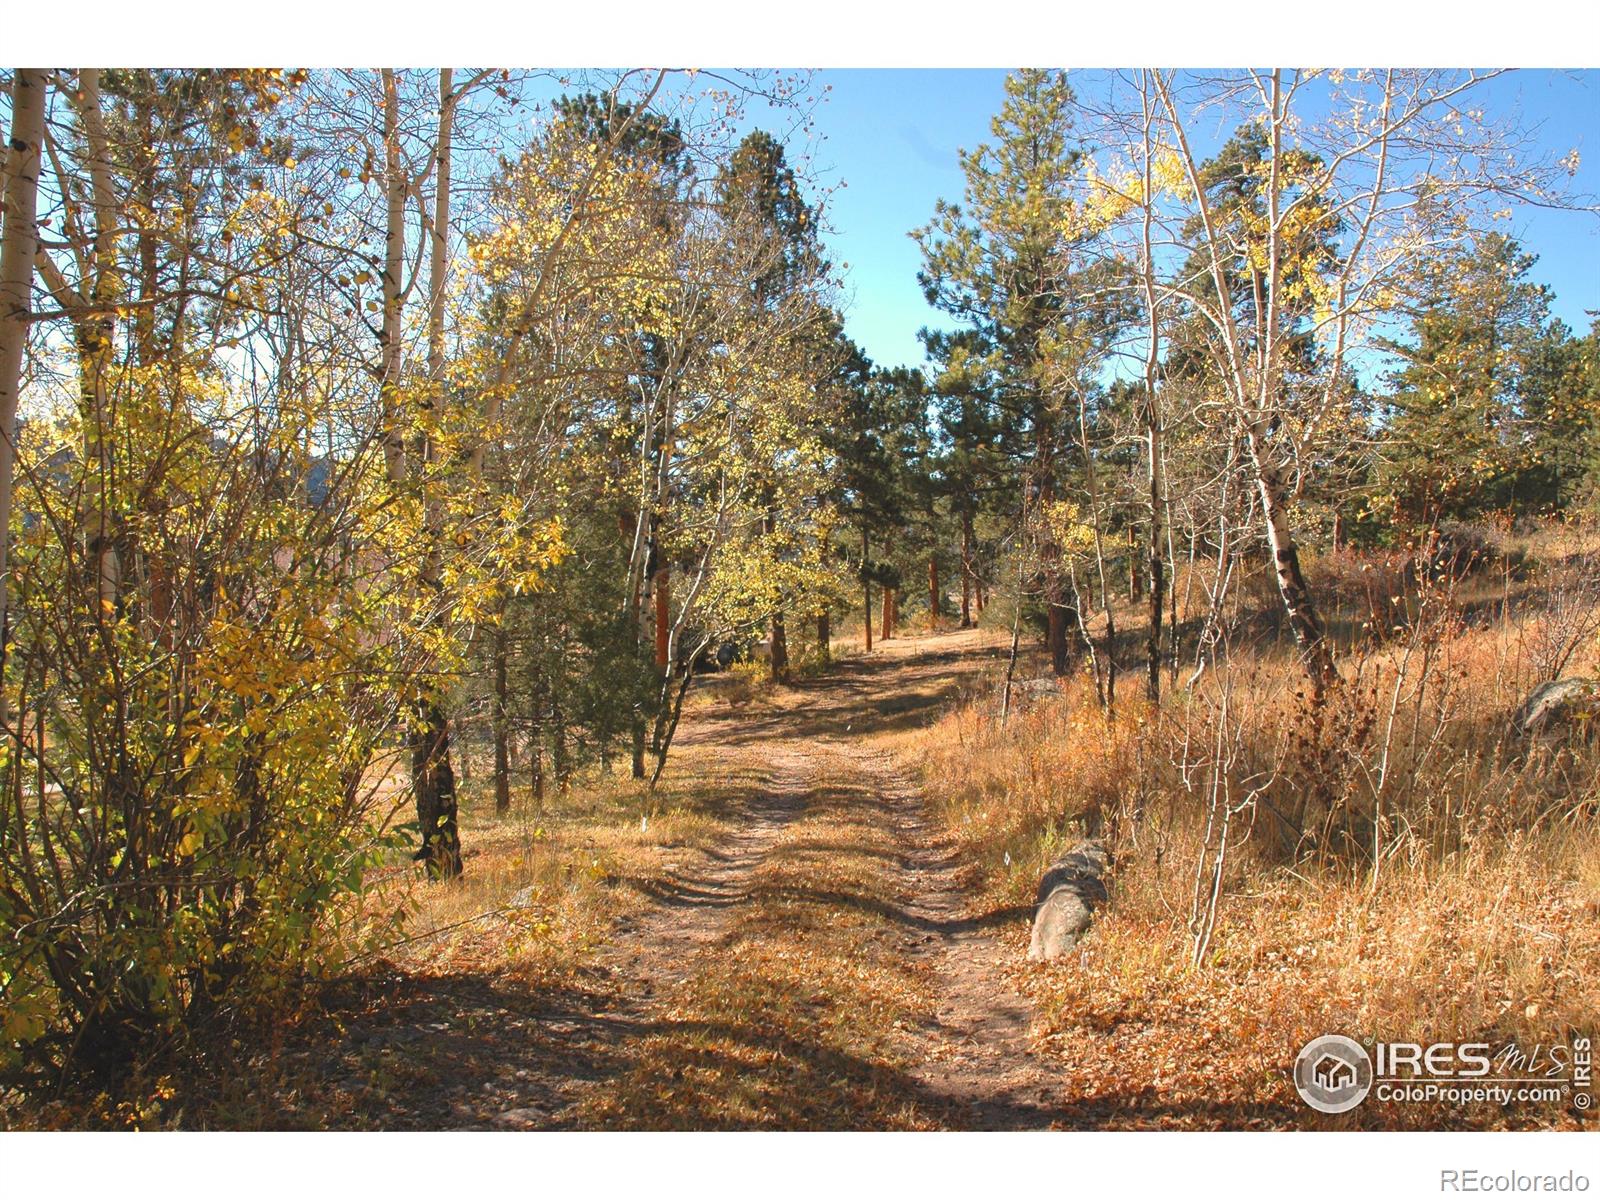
[1047,599,1070,676]
[817,608,830,662]
[861,529,873,652]
[770,610,788,682]
[655,563,670,671]
[410,692,461,876]
[960,508,974,628]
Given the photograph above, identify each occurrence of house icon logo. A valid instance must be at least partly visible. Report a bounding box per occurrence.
[1314,1053,1356,1091]
[1294,1034,1373,1114]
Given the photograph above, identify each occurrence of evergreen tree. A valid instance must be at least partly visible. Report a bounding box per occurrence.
[927,329,1007,627]
[913,69,1099,675]
[1374,232,1576,525]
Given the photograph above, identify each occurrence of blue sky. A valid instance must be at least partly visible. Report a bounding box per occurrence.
[801,70,1012,371]
[775,69,1600,374]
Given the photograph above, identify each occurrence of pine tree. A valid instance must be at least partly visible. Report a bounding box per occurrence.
[1376,233,1567,526]
[914,69,1099,675]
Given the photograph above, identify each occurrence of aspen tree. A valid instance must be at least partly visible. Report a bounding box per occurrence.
[0,70,45,713]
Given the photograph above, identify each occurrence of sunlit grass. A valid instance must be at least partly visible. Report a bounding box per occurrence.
[905,538,1600,1130]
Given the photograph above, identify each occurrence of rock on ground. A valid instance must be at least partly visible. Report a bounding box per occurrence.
[1513,677,1599,739]
[1004,678,1061,713]
[1028,839,1109,962]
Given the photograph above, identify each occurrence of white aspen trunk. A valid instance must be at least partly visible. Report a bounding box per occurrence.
[379,69,408,485]
[1076,384,1116,711]
[0,69,47,720]
[1254,71,1334,695]
[410,67,462,879]
[647,467,739,788]
[1244,420,1335,691]
[1156,71,1335,699]
[72,70,123,614]
[1138,72,1167,705]
[421,67,453,580]
[625,372,675,778]
[427,68,453,382]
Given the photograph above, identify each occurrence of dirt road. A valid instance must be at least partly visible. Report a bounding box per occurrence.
[548,628,1062,1129]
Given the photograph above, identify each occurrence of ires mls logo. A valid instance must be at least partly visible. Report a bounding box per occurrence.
[1295,1034,1595,1114]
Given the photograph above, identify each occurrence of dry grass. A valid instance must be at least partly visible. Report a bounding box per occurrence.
[894,673,1145,910]
[907,527,1600,1129]
[386,763,744,988]
[991,828,1600,1128]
